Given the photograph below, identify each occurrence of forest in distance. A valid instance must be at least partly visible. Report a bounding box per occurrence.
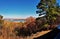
[0,0,60,39]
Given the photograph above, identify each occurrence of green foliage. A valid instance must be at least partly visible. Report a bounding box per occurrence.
[43,23,49,27]
[36,0,60,29]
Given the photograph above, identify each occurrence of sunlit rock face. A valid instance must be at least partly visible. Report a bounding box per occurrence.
[57,24,60,29]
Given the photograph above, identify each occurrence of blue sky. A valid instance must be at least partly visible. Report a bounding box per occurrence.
[0,0,60,18]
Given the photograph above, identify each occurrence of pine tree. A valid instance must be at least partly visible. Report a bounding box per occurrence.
[36,0,60,29]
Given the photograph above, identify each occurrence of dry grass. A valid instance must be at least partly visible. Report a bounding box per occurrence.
[0,20,51,39]
[0,30,51,39]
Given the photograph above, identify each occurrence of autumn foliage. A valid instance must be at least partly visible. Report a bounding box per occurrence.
[0,15,60,39]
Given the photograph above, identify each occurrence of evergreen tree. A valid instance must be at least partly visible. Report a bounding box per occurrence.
[36,0,60,29]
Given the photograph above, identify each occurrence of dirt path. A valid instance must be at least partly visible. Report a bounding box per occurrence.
[24,30,51,39]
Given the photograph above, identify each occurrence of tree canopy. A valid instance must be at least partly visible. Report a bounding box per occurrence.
[36,0,60,29]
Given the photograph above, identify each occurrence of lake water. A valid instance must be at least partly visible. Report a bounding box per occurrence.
[11,19,25,22]
[4,19,25,22]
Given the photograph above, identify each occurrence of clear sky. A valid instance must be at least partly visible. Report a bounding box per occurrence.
[0,0,60,18]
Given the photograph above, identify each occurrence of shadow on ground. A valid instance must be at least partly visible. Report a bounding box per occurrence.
[34,28,60,39]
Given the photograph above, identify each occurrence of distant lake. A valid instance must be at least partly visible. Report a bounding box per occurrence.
[11,19,25,22]
[4,19,26,22]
